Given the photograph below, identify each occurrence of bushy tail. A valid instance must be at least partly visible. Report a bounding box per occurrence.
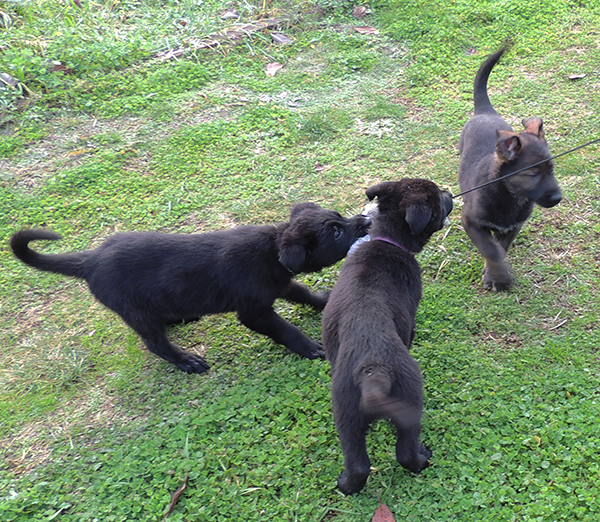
[473,47,508,115]
[11,229,89,279]
[359,371,421,430]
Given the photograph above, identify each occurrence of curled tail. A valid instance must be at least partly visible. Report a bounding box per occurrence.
[473,47,508,115]
[11,229,90,279]
[358,370,422,430]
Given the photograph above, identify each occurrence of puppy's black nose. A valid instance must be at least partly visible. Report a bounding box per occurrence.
[541,191,562,208]
[353,215,371,228]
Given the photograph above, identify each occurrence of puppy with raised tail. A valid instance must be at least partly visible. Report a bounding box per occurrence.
[321,179,453,495]
[11,203,371,374]
[459,47,562,291]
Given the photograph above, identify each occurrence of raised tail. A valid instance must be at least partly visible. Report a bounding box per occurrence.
[358,370,422,430]
[11,229,90,279]
[473,47,508,115]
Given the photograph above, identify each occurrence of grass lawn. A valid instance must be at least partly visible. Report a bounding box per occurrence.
[1,0,600,520]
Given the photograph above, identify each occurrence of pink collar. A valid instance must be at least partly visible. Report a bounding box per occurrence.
[371,236,413,255]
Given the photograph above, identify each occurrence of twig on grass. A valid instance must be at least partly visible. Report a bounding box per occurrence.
[164,473,189,519]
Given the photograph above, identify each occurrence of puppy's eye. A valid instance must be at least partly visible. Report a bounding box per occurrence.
[333,227,343,239]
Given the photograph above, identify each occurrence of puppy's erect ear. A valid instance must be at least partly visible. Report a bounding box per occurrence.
[496,130,521,162]
[405,204,432,235]
[290,202,321,219]
[278,226,310,274]
[522,117,545,141]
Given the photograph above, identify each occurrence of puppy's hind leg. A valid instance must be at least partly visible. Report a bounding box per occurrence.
[237,305,325,359]
[332,382,371,494]
[128,318,210,374]
[395,424,431,474]
[281,280,329,310]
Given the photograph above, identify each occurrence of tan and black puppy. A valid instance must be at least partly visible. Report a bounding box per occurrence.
[459,47,562,291]
[322,179,453,495]
[11,203,370,374]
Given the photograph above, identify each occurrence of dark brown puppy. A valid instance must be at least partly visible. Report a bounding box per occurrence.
[321,179,453,495]
[11,203,370,374]
[459,47,562,291]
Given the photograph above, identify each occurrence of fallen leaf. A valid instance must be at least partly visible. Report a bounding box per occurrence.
[156,17,289,60]
[0,72,19,88]
[164,474,188,519]
[265,62,285,77]
[567,73,586,80]
[372,502,395,522]
[372,494,395,522]
[354,25,379,35]
[71,0,83,8]
[51,62,76,75]
[223,30,244,40]
[68,148,95,156]
[314,162,333,172]
[220,9,239,20]
[271,32,293,44]
[353,5,369,18]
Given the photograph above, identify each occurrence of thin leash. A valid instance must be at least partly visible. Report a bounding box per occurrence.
[452,137,600,199]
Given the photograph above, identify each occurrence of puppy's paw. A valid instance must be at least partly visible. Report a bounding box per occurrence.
[288,339,325,359]
[337,470,368,495]
[482,265,512,292]
[420,444,433,464]
[176,353,210,374]
[482,274,511,292]
[304,341,326,359]
[311,290,330,310]
[398,445,431,473]
[412,444,432,473]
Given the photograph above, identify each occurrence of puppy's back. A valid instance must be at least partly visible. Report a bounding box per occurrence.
[322,242,421,367]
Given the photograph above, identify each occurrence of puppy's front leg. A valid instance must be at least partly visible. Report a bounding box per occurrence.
[237,305,325,359]
[281,280,329,310]
[494,225,522,253]
[463,219,512,291]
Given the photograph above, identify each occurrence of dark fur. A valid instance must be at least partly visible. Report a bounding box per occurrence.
[11,203,370,374]
[458,47,562,291]
[321,179,453,494]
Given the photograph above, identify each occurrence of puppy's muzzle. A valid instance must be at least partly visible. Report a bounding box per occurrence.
[537,190,562,208]
[354,215,372,233]
[441,191,454,219]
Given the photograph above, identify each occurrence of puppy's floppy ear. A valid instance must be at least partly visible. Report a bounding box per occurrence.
[496,130,521,162]
[290,202,320,219]
[522,117,545,141]
[405,204,432,235]
[365,182,393,201]
[278,227,310,274]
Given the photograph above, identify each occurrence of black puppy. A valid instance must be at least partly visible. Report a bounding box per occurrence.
[322,179,453,495]
[459,47,562,291]
[11,203,370,374]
